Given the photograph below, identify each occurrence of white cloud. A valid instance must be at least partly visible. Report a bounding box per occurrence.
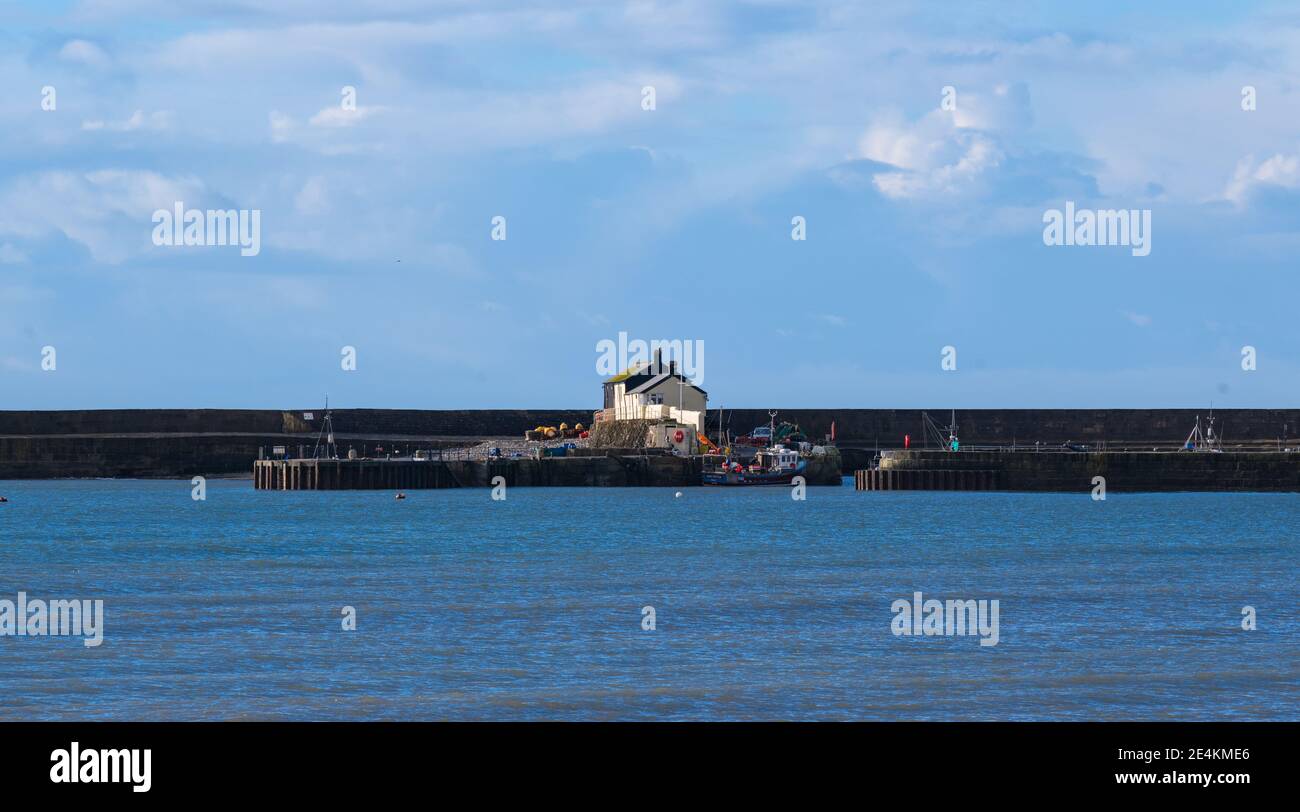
[58,39,110,67]
[1224,153,1300,205]
[1121,310,1152,327]
[294,176,329,215]
[269,110,294,143]
[862,122,1003,200]
[0,170,205,263]
[951,83,1033,133]
[857,97,1011,200]
[268,74,681,155]
[308,105,387,128]
[82,110,172,132]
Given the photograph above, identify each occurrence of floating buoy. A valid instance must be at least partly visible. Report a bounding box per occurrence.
[674,491,682,498]
[395,493,406,500]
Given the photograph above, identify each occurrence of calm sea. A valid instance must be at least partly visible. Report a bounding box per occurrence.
[1,479,1296,720]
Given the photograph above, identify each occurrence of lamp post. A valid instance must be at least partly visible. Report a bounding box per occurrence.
[678,365,686,452]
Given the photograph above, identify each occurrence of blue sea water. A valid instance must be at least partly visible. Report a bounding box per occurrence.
[0,478,1296,721]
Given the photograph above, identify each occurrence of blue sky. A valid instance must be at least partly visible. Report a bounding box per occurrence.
[2,0,1298,409]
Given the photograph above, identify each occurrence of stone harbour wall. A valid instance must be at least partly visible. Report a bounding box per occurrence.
[875,449,1300,492]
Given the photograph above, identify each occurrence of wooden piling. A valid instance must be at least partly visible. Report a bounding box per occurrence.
[253,458,462,490]
[853,468,1000,491]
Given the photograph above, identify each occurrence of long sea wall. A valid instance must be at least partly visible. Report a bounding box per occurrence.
[0,409,593,437]
[0,434,474,479]
[2,408,1299,480]
[4,408,1297,445]
[876,449,1300,492]
[709,408,1300,448]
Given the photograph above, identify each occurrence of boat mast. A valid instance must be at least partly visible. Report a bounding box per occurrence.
[1204,407,1219,451]
[1185,414,1209,451]
[312,396,337,460]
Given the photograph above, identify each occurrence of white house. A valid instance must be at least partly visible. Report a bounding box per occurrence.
[598,351,708,433]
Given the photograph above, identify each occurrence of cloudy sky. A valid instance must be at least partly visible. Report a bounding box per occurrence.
[2,0,1298,409]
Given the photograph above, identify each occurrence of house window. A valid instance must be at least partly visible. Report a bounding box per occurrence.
[648,394,663,405]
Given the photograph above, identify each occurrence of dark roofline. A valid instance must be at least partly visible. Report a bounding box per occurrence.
[626,370,707,398]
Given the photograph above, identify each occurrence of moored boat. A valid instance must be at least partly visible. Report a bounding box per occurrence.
[703,445,806,486]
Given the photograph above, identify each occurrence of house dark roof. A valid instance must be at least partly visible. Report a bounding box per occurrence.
[602,350,707,397]
[625,370,707,398]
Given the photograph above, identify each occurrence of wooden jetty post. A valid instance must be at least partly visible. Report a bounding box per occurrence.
[254,458,457,490]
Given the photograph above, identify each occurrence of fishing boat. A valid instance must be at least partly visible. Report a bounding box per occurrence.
[1182,410,1224,452]
[702,409,811,485]
[702,445,807,486]
[703,409,810,486]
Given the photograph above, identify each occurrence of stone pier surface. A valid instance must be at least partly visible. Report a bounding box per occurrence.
[855,449,1300,492]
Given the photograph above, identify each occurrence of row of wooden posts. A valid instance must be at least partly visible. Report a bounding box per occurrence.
[854,468,1000,491]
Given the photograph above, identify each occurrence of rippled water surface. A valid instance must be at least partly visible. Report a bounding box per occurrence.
[1,479,1296,720]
